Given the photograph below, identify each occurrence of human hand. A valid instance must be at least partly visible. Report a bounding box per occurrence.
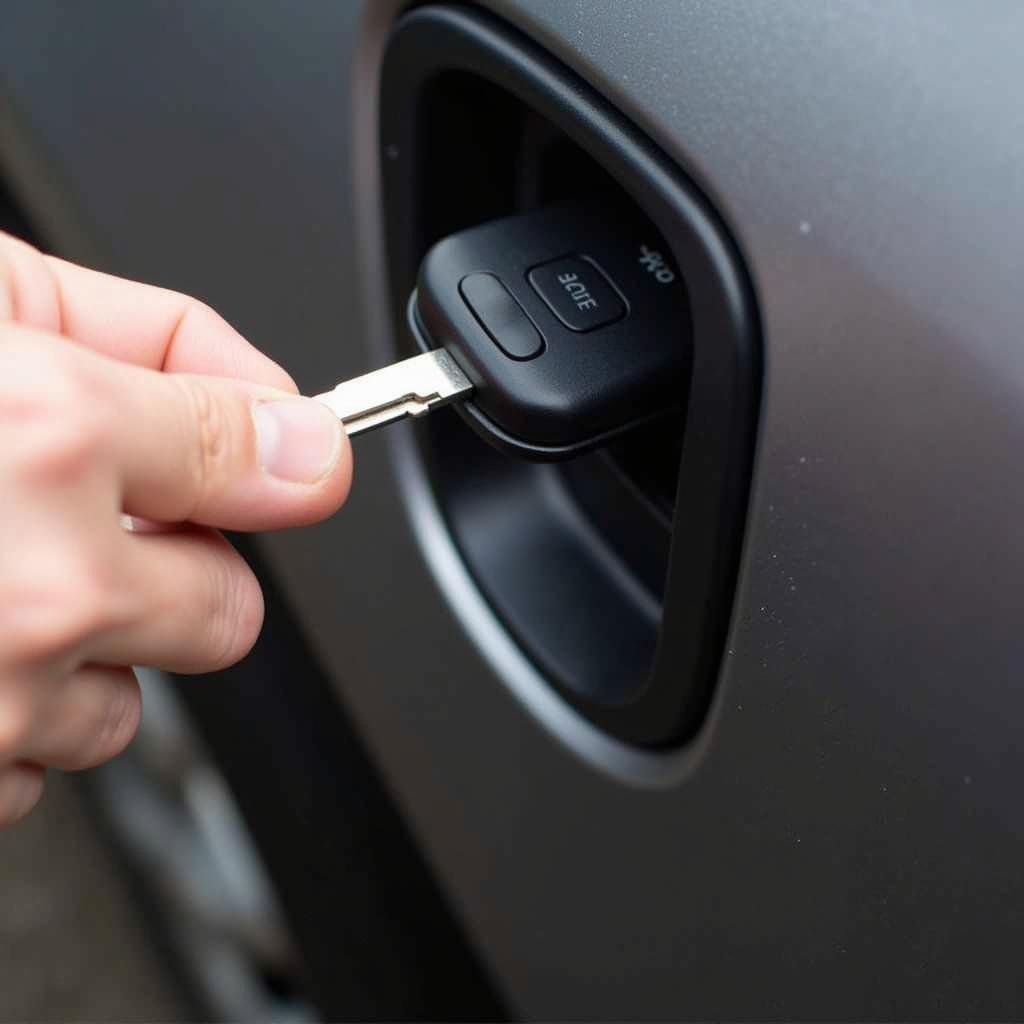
[0,232,351,825]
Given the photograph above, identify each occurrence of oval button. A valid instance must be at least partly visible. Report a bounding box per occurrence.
[459,272,544,360]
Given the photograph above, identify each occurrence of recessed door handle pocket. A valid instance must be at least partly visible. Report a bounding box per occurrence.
[380,5,761,747]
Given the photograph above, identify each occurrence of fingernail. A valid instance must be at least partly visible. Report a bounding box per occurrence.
[253,398,343,483]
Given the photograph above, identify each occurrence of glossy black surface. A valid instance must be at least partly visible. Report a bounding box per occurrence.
[459,271,544,360]
[416,201,690,452]
[527,254,624,332]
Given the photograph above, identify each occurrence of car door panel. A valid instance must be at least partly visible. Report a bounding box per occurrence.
[2,2,1022,1018]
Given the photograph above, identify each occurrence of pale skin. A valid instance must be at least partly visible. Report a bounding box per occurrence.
[0,232,352,826]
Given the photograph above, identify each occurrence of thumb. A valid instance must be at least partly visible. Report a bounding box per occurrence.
[105,359,352,531]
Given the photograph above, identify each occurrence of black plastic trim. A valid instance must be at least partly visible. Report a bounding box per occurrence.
[382,5,761,746]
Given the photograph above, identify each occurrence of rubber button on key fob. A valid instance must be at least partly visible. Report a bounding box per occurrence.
[528,255,625,332]
[459,272,544,360]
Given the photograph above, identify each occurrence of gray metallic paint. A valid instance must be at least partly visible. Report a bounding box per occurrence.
[2,1,1023,1016]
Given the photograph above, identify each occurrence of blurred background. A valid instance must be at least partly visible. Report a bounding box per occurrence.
[1,771,188,1021]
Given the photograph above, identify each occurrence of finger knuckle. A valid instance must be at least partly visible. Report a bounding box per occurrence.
[201,551,263,670]
[0,341,72,409]
[0,692,33,757]
[0,348,110,484]
[20,416,108,487]
[0,233,44,324]
[83,673,141,768]
[0,766,45,829]
[183,298,223,333]
[178,377,236,516]
[52,562,117,652]
[2,549,117,665]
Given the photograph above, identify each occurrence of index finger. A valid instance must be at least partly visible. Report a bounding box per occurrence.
[0,232,295,391]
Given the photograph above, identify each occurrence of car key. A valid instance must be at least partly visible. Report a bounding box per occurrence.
[313,348,472,436]
[314,199,689,458]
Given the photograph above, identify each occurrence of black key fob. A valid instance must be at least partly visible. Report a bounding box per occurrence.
[409,201,691,459]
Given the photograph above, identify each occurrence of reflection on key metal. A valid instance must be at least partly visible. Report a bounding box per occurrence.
[314,349,473,436]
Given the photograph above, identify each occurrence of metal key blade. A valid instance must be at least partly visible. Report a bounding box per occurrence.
[313,349,473,436]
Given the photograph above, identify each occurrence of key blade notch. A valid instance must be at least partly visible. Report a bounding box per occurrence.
[314,349,473,436]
